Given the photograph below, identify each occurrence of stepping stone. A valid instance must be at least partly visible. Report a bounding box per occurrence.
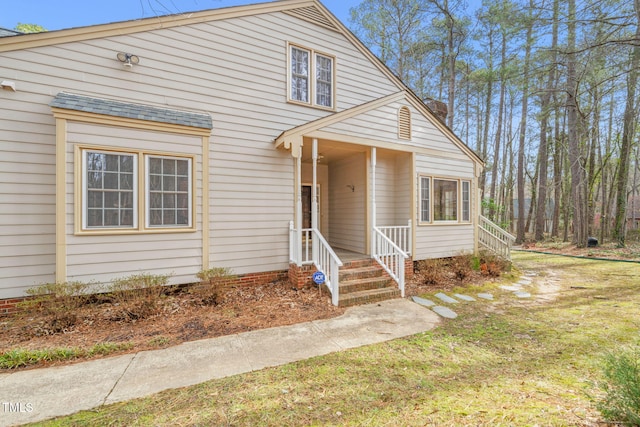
[500,285,522,291]
[434,293,459,304]
[517,277,533,285]
[454,293,476,302]
[514,291,531,298]
[477,293,494,300]
[432,306,458,319]
[412,296,436,307]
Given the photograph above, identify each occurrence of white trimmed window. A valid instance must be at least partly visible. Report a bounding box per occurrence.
[146,156,192,227]
[419,176,472,224]
[290,46,310,103]
[288,44,335,109]
[81,148,193,232]
[462,180,470,222]
[420,176,430,222]
[83,150,137,229]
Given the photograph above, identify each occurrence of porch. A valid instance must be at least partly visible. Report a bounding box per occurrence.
[284,134,413,306]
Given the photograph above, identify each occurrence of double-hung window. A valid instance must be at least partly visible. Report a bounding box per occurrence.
[419,176,471,224]
[289,44,335,109]
[80,148,193,232]
[83,150,137,229]
[147,156,192,227]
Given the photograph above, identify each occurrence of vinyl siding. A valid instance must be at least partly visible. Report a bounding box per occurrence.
[64,122,204,286]
[328,153,366,253]
[0,4,477,297]
[374,152,411,227]
[0,93,56,298]
[414,154,475,259]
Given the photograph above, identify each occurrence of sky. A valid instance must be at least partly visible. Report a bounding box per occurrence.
[0,0,360,32]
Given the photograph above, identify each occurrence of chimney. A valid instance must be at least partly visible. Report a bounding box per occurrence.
[425,98,448,122]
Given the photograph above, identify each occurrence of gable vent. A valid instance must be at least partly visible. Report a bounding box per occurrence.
[284,7,339,32]
[398,106,411,140]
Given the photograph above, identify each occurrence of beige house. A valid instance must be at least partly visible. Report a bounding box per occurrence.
[0,0,492,306]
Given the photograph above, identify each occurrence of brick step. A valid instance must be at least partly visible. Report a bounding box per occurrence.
[339,276,392,294]
[341,258,376,269]
[338,287,401,307]
[339,265,386,282]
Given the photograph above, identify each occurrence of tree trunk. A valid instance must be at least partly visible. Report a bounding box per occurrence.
[613,0,640,247]
[566,0,588,247]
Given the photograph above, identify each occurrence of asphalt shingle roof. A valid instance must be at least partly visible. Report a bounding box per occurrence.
[50,92,213,130]
[0,27,22,37]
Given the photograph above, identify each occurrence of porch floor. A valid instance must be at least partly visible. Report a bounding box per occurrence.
[332,248,370,263]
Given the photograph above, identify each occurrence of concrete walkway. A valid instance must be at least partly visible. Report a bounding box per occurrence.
[0,299,440,426]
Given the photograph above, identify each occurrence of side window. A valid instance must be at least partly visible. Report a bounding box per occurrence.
[420,176,430,223]
[462,181,471,222]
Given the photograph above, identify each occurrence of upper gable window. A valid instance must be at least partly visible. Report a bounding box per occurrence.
[288,43,335,110]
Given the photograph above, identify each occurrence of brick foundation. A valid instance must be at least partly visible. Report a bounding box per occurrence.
[288,263,318,289]
[0,297,31,316]
[405,257,414,279]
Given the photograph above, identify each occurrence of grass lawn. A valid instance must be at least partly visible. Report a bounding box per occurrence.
[30,252,640,426]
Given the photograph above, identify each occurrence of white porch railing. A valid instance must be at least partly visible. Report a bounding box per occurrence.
[290,221,343,306]
[377,220,412,255]
[478,215,516,260]
[372,227,409,298]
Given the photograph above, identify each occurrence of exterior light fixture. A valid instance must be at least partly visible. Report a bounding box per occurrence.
[116,52,140,68]
[1,80,16,91]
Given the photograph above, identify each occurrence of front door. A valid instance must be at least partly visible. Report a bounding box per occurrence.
[302,185,312,229]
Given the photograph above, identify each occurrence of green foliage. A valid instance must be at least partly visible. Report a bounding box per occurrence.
[192,267,235,305]
[0,343,132,369]
[596,346,640,425]
[14,23,47,33]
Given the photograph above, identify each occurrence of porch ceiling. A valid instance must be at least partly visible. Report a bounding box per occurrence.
[300,138,367,163]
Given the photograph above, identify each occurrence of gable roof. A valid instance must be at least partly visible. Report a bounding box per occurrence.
[1,0,481,165]
[275,91,483,165]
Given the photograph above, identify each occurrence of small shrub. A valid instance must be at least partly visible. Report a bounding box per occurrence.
[476,251,510,277]
[416,259,445,285]
[448,253,474,281]
[595,346,640,426]
[108,273,171,321]
[191,267,235,306]
[19,281,95,335]
[21,281,93,314]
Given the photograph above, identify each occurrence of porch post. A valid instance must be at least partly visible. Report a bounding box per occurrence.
[294,142,303,267]
[371,147,377,256]
[312,138,318,230]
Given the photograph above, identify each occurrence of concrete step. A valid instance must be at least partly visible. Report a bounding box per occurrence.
[338,287,401,307]
[339,276,393,294]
